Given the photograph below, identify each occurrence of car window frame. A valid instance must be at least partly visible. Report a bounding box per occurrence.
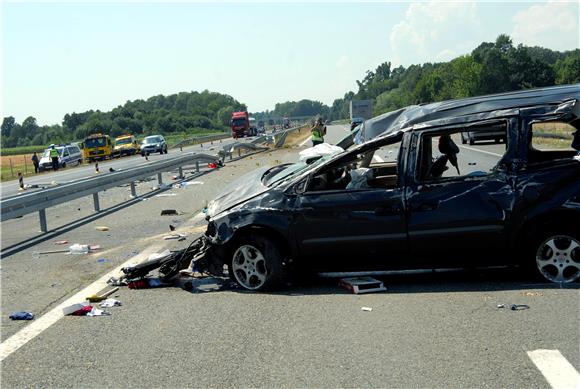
[411,118,512,185]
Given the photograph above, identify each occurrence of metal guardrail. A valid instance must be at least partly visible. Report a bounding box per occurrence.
[1,153,219,232]
[172,133,230,149]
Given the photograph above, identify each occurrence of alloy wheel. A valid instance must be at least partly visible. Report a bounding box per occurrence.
[232,244,268,290]
[536,235,580,283]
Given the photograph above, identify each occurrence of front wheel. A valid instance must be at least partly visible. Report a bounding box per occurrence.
[164,147,168,154]
[229,235,287,291]
[533,230,580,283]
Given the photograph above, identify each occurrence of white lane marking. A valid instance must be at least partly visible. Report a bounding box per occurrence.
[458,144,503,158]
[373,155,384,163]
[299,135,312,147]
[0,245,162,362]
[527,349,580,389]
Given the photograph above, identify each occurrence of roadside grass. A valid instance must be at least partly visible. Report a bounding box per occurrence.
[532,122,575,150]
[1,145,49,156]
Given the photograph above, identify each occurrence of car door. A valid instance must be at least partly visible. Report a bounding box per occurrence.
[291,139,408,271]
[405,121,516,268]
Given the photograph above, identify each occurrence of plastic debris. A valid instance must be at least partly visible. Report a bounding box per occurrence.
[169,225,176,231]
[163,233,186,240]
[161,209,178,216]
[63,302,90,316]
[339,277,386,294]
[497,304,506,309]
[156,193,177,197]
[96,258,112,263]
[54,240,68,245]
[361,307,373,312]
[128,278,167,289]
[69,244,90,254]
[99,299,122,308]
[510,304,529,311]
[9,311,34,320]
[107,277,128,286]
[87,307,110,317]
[95,226,109,231]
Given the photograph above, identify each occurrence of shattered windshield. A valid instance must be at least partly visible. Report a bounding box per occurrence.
[264,154,335,187]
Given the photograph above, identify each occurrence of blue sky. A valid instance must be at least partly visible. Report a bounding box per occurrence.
[2,1,579,125]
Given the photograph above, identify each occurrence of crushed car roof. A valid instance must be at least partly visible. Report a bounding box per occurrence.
[360,84,580,142]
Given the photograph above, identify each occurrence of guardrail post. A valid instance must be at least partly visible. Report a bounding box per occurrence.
[130,182,137,197]
[39,209,47,232]
[178,166,184,179]
[93,193,101,212]
[157,173,163,186]
[238,148,241,157]
[195,161,200,173]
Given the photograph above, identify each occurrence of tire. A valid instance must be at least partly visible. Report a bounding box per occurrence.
[141,151,145,157]
[61,162,66,169]
[164,147,168,154]
[461,133,467,144]
[159,149,163,155]
[229,235,287,291]
[78,159,82,166]
[531,228,579,283]
[469,137,475,146]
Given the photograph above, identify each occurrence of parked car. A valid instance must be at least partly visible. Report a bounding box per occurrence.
[38,143,83,171]
[140,135,167,156]
[461,127,506,145]
[180,85,580,291]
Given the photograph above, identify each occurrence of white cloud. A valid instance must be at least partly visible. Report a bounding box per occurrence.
[512,0,579,51]
[389,0,480,66]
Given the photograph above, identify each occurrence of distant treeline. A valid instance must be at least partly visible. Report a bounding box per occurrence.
[1,90,246,148]
[3,34,579,148]
[253,34,580,121]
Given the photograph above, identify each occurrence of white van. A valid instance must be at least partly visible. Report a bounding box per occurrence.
[39,144,83,171]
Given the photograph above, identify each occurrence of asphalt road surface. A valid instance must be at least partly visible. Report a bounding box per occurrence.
[1,124,578,388]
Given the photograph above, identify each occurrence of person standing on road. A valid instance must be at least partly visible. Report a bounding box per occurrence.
[31,152,39,173]
[49,145,59,171]
[311,117,325,147]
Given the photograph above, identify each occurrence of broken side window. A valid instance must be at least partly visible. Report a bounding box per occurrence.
[307,139,403,192]
[527,121,579,164]
[416,122,508,182]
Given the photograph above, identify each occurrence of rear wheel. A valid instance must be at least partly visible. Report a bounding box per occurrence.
[469,137,475,145]
[229,235,287,291]
[533,229,580,283]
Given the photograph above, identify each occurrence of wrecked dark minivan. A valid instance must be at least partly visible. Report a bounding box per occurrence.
[196,85,580,291]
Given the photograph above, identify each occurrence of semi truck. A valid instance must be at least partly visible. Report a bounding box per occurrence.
[349,100,373,121]
[230,111,257,138]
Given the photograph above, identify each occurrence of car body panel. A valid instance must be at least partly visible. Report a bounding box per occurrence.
[199,84,580,280]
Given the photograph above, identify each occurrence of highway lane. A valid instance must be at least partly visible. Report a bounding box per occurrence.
[1,124,578,388]
[0,137,240,198]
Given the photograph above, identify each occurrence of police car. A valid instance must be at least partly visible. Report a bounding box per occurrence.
[38,143,83,171]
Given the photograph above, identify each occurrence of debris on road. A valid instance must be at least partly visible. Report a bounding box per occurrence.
[69,244,90,254]
[86,287,119,303]
[33,243,99,258]
[99,299,122,308]
[361,307,373,312]
[161,209,178,216]
[54,240,69,245]
[96,258,112,263]
[169,225,176,231]
[95,226,110,231]
[496,303,530,310]
[127,278,168,289]
[87,307,110,316]
[339,277,386,294]
[163,233,186,240]
[155,193,177,197]
[9,311,34,320]
[63,302,90,315]
[107,276,127,286]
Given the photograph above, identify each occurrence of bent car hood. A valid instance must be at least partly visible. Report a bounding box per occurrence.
[206,166,272,218]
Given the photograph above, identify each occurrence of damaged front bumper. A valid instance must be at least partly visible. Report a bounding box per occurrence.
[120,235,225,282]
